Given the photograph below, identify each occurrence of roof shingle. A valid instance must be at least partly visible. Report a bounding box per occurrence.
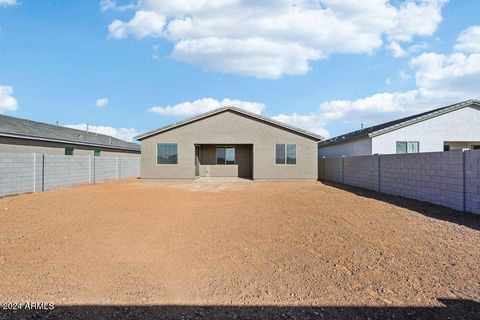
[0,114,140,151]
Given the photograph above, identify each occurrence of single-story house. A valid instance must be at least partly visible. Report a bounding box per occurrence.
[135,106,322,180]
[0,114,140,157]
[318,99,480,157]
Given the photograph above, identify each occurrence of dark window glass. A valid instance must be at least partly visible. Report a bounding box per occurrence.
[157,143,178,164]
[65,147,74,156]
[94,148,101,157]
[396,142,407,154]
[216,147,235,165]
[216,147,226,164]
[286,144,296,165]
[275,144,286,164]
[444,145,450,152]
[473,145,480,150]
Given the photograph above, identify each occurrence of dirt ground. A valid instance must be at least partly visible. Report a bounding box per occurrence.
[0,179,479,319]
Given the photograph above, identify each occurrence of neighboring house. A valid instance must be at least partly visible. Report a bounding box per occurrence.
[318,99,480,157]
[0,114,140,157]
[135,106,322,180]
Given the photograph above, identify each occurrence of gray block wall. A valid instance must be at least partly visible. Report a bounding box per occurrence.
[380,151,465,211]
[94,157,118,183]
[344,155,380,192]
[323,157,343,183]
[43,155,91,190]
[465,150,480,213]
[0,153,35,197]
[119,157,141,179]
[320,150,480,214]
[0,153,140,197]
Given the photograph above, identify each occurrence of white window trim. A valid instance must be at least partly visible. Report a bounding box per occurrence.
[274,143,297,166]
[156,143,179,166]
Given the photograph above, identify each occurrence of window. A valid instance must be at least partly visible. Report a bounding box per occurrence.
[275,144,296,165]
[473,145,480,150]
[94,148,101,157]
[216,146,235,165]
[396,141,419,154]
[157,143,178,164]
[444,145,450,152]
[396,142,407,154]
[407,142,419,153]
[65,147,74,156]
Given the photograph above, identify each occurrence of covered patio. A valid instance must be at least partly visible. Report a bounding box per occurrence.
[194,144,253,179]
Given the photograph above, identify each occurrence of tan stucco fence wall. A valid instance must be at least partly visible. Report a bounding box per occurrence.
[0,153,140,197]
[318,150,480,214]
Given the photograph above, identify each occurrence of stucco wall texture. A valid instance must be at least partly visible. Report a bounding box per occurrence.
[140,110,318,180]
[0,153,140,197]
[319,150,480,214]
[318,105,480,157]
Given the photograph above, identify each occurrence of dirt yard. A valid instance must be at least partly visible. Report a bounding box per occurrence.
[0,179,479,319]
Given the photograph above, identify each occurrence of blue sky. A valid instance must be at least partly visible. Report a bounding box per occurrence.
[0,0,480,141]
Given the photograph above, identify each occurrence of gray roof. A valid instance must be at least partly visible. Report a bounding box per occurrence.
[0,114,140,152]
[135,106,323,141]
[318,99,480,147]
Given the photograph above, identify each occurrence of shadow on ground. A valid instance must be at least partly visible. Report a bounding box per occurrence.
[1,299,478,320]
[321,180,480,232]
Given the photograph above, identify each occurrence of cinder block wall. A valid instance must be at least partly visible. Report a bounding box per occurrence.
[344,155,380,192]
[320,150,480,214]
[43,155,91,190]
[0,153,140,197]
[119,157,141,179]
[94,157,118,183]
[380,151,465,211]
[323,157,343,183]
[0,153,35,197]
[465,150,480,213]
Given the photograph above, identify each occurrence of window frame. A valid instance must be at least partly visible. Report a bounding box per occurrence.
[94,148,101,157]
[65,146,74,156]
[396,141,420,154]
[216,146,236,165]
[274,143,297,166]
[156,143,179,165]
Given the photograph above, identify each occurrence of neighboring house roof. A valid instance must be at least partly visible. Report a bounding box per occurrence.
[0,114,140,152]
[318,99,480,147]
[135,106,323,141]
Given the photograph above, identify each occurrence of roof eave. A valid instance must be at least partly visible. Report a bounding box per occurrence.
[369,99,480,138]
[0,132,140,152]
[136,107,323,141]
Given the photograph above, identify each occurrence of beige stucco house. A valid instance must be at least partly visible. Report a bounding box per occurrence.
[135,107,322,180]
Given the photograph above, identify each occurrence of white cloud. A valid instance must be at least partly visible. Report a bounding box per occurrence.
[274,25,480,137]
[0,0,17,7]
[65,124,138,142]
[149,98,266,116]
[106,0,447,78]
[95,97,109,107]
[387,41,429,58]
[454,25,480,53]
[100,0,136,12]
[109,10,165,39]
[0,85,18,113]
[387,41,406,58]
[272,113,330,138]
